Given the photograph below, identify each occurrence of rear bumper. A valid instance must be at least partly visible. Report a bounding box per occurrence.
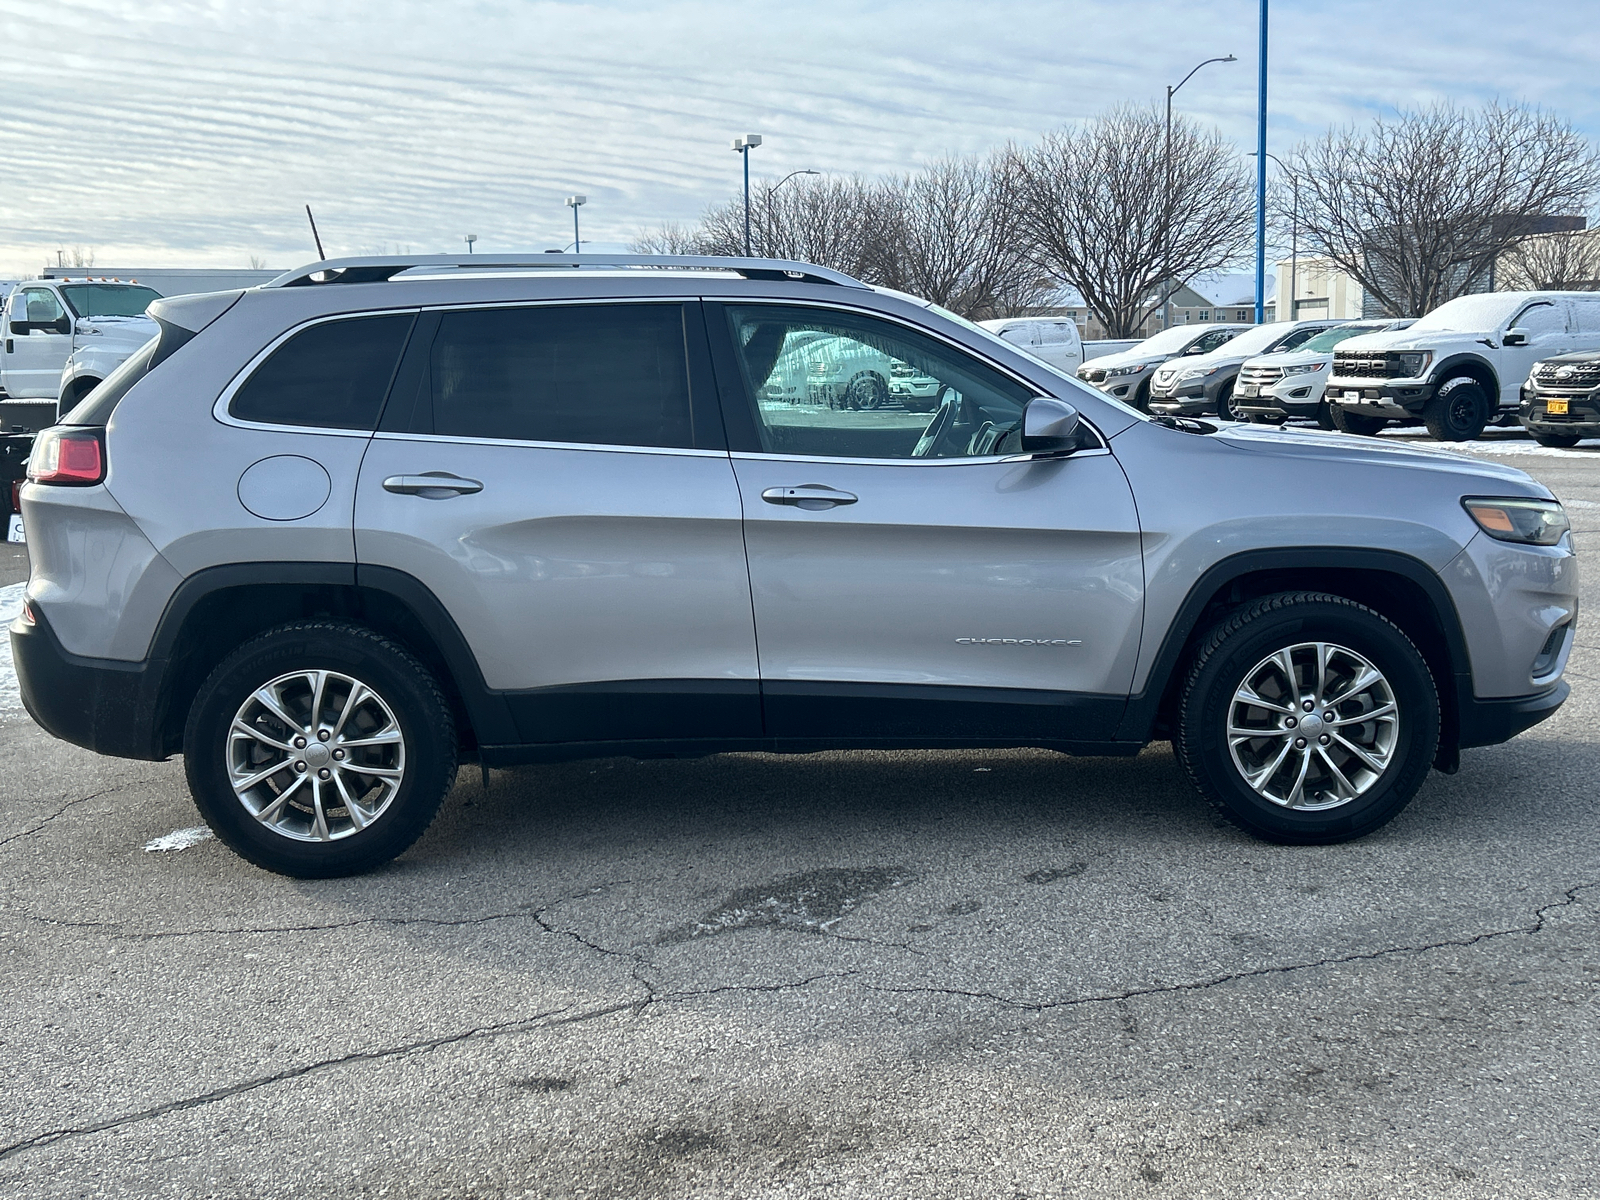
[1457,681,1568,749]
[9,606,168,760]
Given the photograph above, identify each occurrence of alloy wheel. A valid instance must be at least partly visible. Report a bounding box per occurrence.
[226,669,407,841]
[1225,641,1399,810]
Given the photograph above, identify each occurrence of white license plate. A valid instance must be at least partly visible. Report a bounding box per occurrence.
[1343,390,1361,401]
[1237,384,1258,397]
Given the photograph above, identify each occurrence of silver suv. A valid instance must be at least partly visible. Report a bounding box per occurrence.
[11,254,1578,877]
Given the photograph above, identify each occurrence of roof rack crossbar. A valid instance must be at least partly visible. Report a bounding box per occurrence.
[265,253,866,290]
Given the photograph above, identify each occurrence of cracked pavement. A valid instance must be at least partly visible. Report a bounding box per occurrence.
[1,443,1598,1198]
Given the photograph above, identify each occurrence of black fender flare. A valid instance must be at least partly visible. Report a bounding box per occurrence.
[1114,547,1473,765]
[1428,354,1500,403]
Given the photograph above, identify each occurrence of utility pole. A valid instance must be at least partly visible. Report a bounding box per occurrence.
[1254,0,1269,324]
[731,135,763,255]
[566,196,586,253]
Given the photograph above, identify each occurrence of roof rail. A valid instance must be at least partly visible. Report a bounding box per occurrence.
[263,253,866,290]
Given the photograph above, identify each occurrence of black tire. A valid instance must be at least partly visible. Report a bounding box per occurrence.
[1329,405,1387,436]
[1132,380,1152,413]
[1247,412,1287,425]
[1316,401,1335,430]
[1217,383,1243,422]
[1532,432,1582,448]
[1424,376,1491,442]
[1176,592,1439,845]
[846,371,889,410]
[184,621,458,877]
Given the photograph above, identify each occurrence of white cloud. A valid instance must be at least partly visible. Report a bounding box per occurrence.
[0,0,1595,276]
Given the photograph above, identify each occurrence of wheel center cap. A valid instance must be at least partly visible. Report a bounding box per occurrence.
[1299,713,1326,736]
[304,742,332,768]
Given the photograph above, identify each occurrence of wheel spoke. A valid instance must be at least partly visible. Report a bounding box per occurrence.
[1316,745,1358,799]
[1285,746,1315,807]
[1329,702,1396,726]
[330,683,370,741]
[231,720,295,753]
[309,778,330,841]
[254,772,308,825]
[336,728,401,748]
[251,684,306,736]
[1235,684,1294,715]
[1247,738,1295,794]
[1332,731,1388,774]
[1314,642,1328,704]
[1274,649,1299,701]
[232,758,294,795]
[309,670,329,733]
[331,770,370,831]
[1335,667,1383,702]
[345,765,403,779]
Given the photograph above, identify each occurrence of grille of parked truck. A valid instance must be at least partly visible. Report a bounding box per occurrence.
[1518,352,1600,447]
[1148,319,1342,421]
[1232,319,1418,428]
[9,253,1576,877]
[1326,291,1600,441]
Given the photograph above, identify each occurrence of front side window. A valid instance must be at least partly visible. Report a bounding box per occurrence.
[726,305,1036,459]
[1274,326,1323,352]
[1510,301,1567,339]
[23,289,65,327]
[1191,328,1239,354]
[230,312,415,430]
[425,303,694,448]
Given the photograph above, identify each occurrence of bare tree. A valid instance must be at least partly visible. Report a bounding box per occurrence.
[1291,103,1600,317]
[1498,226,1600,291]
[628,221,711,255]
[1012,105,1253,337]
[248,255,269,270]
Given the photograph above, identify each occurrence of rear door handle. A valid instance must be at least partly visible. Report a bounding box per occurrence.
[760,484,858,510]
[382,472,484,497]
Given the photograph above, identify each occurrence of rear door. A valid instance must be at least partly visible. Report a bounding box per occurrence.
[708,301,1144,747]
[354,300,760,750]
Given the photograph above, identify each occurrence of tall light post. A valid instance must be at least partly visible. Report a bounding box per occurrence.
[1254,0,1269,324]
[565,195,586,253]
[1251,150,1296,320]
[731,134,763,255]
[464,234,477,254]
[1163,54,1236,331]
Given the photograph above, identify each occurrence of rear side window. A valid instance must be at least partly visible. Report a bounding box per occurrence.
[230,313,415,430]
[1571,297,1600,334]
[425,303,693,448]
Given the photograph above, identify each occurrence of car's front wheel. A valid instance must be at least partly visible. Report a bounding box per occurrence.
[1329,405,1387,436]
[1532,432,1582,448]
[184,622,458,877]
[1424,376,1491,441]
[1176,593,1439,844]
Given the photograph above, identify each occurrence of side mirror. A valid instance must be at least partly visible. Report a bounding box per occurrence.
[7,318,28,335]
[1183,345,1205,355]
[48,315,71,335]
[1503,328,1529,346]
[1020,397,1084,456]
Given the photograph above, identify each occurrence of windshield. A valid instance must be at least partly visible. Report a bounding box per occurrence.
[1409,293,1524,333]
[59,284,162,319]
[1210,322,1296,357]
[1129,324,1225,356]
[1298,324,1383,353]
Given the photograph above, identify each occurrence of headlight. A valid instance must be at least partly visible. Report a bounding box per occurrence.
[1103,363,1145,378]
[1462,497,1569,546]
[1178,365,1219,380]
[1395,351,1432,378]
[1280,361,1326,377]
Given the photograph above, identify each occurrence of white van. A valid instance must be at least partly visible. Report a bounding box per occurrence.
[977,317,1083,375]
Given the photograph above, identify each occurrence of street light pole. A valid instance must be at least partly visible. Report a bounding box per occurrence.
[464,234,477,254]
[731,135,763,255]
[1254,0,1269,324]
[565,195,586,254]
[1163,55,1237,332]
[1251,151,1296,320]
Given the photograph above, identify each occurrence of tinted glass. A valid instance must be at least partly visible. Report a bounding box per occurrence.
[1570,298,1600,334]
[1191,328,1239,353]
[726,305,1036,459]
[427,303,693,448]
[1299,324,1376,353]
[1275,327,1323,352]
[60,285,162,318]
[230,313,414,430]
[62,338,157,426]
[1511,301,1566,338]
[24,289,64,324]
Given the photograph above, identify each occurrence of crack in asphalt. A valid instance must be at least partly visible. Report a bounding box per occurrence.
[0,786,133,851]
[865,883,1599,1013]
[3,883,1592,1165]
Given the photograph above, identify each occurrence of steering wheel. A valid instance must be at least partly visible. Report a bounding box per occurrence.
[912,385,962,457]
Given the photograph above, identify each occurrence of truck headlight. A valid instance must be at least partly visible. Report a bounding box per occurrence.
[1462,497,1569,546]
[1395,351,1432,378]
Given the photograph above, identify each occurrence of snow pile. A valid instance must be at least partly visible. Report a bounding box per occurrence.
[0,583,23,713]
[143,826,214,852]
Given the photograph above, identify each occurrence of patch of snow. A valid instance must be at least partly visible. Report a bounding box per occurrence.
[143,826,214,852]
[0,582,24,713]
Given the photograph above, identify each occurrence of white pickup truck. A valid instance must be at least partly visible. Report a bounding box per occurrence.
[0,278,163,431]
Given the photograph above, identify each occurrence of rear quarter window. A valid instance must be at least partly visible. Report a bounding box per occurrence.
[229,313,415,430]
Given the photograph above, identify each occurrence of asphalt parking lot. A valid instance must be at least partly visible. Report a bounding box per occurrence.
[2,428,1597,1199]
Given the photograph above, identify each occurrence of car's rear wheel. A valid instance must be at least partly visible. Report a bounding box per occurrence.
[1218,383,1244,422]
[184,622,458,877]
[846,371,889,410]
[1329,405,1387,436]
[1532,432,1582,448]
[1424,376,1491,441]
[1176,593,1438,844]
[1316,401,1335,430]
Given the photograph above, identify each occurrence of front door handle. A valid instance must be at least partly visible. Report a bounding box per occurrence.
[382,472,484,497]
[760,484,858,510]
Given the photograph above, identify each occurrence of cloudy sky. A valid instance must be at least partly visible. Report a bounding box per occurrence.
[1,0,1597,278]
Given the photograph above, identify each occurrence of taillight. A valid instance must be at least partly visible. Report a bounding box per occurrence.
[27,427,105,486]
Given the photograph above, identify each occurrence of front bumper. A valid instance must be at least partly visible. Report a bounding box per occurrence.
[1147,375,1224,415]
[1457,681,1569,748]
[1077,371,1149,402]
[10,606,169,761]
[1326,378,1437,417]
[1234,376,1328,417]
[1519,389,1600,435]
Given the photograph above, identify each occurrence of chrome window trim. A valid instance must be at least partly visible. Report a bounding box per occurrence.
[713,296,1110,457]
[370,430,728,459]
[729,447,1111,468]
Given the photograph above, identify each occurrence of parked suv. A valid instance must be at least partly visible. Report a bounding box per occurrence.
[1326,291,1600,441]
[1518,352,1600,447]
[1075,323,1246,409]
[1233,319,1416,428]
[1148,319,1343,421]
[12,254,1575,877]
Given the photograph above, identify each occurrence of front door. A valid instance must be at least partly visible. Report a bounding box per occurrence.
[1498,299,1572,405]
[355,301,760,749]
[707,302,1144,747]
[5,288,73,398]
